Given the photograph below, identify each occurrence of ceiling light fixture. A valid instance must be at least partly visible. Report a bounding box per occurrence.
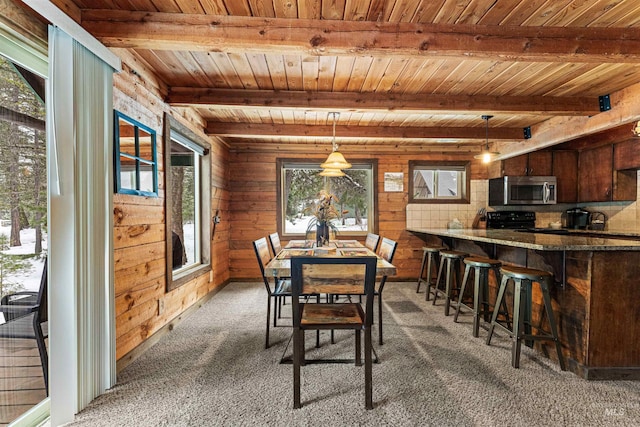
[320,112,351,171]
[474,115,500,164]
[319,167,346,177]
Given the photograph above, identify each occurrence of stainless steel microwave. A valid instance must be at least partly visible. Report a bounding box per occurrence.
[488,176,557,206]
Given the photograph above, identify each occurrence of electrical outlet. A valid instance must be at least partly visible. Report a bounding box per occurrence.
[158,298,164,316]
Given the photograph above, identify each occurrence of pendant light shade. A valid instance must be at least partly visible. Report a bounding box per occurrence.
[321,151,351,170]
[321,112,351,171]
[474,115,500,164]
[319,167,346,177]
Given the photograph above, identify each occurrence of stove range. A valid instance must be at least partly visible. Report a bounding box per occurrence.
[486,211,536,229]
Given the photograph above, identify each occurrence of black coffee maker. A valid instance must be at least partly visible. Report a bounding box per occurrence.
[563,208,590,229]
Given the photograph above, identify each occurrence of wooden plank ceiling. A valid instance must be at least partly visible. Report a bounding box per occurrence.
[63,0,640,155]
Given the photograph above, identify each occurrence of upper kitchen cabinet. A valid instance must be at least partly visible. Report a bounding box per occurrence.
[614,139,640,171]
[578,145,636,202]
[489,152,553,178]
[501,154,528,176]
[552,151,578,203]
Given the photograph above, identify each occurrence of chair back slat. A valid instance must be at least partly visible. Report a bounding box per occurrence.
[268,232,282,256]
[378,238,398,263]
[376,238,397,295]
[364,233,380,252]
[300,263,367,295]
[253,238,273,290]
[254,238,271,269]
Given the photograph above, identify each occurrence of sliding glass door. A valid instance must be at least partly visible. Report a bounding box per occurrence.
[0,53,48,425]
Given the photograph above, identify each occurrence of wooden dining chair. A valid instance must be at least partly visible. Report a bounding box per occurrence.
[268,231,291,316]
[0,257,48,395]
[253,237,291,349]
[374,237,398,345]
[268,232,283,258]
[291,255,378,410]
[364,233,380,252]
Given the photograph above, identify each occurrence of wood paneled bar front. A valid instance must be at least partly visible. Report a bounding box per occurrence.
[409,228,640,380]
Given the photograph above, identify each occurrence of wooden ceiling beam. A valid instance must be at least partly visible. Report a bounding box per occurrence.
[227,142,481,154]
[81,11,640,63]
[206,122,522,140]
[169,88,599,116]
[493,80,640,159]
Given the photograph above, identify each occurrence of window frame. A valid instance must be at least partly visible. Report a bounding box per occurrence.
[409,160,470,204]
[163,113,211,291]
[113,110,158,197]
[276,158,378,238]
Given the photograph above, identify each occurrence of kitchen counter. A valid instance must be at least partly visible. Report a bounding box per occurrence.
[409,227,640,380]
[563,228,640,238]
[407,227,640,251]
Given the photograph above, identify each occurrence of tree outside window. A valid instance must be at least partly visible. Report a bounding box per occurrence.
[163,113,211,291]
[278,160,376,237]
[0,55,47,299]
[170,140,198,270]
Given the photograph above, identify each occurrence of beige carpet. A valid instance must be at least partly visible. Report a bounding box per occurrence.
[67,282,640,426]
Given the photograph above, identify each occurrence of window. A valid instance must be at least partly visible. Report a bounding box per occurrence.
[114,111,158,196]
[277,159,377,237]
[164,114,211,290]
[409,161,470,204]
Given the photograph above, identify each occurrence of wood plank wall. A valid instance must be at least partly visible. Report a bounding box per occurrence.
[113,61,230,361]
[229,151,487,281]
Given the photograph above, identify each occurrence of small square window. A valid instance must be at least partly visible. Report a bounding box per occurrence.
[114,111,158,197]
[409,161,470,204]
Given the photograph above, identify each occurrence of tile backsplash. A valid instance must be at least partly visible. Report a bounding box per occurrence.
[406,180,488,229]
[407,172,640,232]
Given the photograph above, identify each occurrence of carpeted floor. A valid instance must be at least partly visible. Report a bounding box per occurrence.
[68,282,640,426]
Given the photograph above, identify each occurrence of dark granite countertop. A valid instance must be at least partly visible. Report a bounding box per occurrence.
[407,228,640,251]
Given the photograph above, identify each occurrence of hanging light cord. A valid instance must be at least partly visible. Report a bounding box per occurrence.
[485,117,489,150]
[331,112,339,152]
[482,114,492,150]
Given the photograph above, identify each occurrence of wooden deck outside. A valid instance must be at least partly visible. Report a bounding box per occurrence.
[0,338,47,426]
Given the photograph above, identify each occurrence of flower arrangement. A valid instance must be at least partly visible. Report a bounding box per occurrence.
[305,190,346,245]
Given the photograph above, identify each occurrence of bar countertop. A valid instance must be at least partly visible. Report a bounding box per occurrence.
[407,227,640,251]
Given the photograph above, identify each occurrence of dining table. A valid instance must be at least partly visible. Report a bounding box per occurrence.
[264,239,397,278]
[265,239,396,365]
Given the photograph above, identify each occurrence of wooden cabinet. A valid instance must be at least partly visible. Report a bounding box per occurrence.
[614,139,640,170]
[502,154,529,175]
[552,150,578,203]
[579,145,613,202]
[578,145,636,202]
[487,160,503,179]
[493,152,553,177]
[525,151,553,176]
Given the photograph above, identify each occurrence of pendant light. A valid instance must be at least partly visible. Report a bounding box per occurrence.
[319,167,346,177]
[321,112,352,170]
[474,115,500,164]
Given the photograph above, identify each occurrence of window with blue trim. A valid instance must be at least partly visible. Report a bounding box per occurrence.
[114,111,158,196]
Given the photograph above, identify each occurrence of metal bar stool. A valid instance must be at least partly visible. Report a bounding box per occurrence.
[454,256,502,337]
[432,250,468,316]
[416,245,445,299]
[486,265,566,371]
